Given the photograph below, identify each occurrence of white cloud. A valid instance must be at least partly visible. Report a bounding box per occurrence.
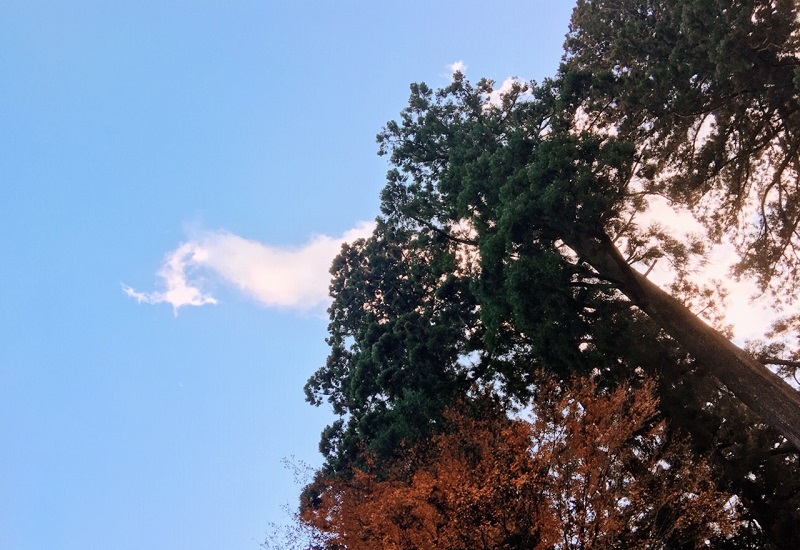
[122,241,219,312]
[448,60,467,77]
[483,77,535,110]
[123,221,375,314]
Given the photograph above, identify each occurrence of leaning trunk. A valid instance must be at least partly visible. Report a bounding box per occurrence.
[566,231,800,451]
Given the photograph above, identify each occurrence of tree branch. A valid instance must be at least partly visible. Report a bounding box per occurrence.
[758,357,800,370]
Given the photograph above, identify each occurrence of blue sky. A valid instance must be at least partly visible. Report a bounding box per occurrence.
[1,2,577,548]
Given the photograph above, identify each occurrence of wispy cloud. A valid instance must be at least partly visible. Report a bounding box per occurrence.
[123,222,375,314]
[122,241,219,311]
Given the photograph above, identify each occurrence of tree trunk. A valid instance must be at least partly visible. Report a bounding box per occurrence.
[566,231,800,451]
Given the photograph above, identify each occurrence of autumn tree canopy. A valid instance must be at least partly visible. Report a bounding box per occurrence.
[302,378,742,549]
[302,0,800,546]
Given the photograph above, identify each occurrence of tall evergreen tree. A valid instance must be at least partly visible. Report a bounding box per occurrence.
[305,0,800,544]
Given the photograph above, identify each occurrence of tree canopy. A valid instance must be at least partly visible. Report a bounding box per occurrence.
[302,0,800,546]
[302,378,742,549]
[565,0,800,294]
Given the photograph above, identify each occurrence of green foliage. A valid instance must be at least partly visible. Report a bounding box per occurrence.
[565,0,800,295]
[304,221,481,472]
[309,71,712,474]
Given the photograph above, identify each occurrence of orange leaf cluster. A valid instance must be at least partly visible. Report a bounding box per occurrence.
[301,377,740,549]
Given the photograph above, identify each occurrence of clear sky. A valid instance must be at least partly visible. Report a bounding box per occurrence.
[1,2,576,549]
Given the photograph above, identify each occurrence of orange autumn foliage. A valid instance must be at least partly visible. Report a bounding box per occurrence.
[301,377,740,549]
